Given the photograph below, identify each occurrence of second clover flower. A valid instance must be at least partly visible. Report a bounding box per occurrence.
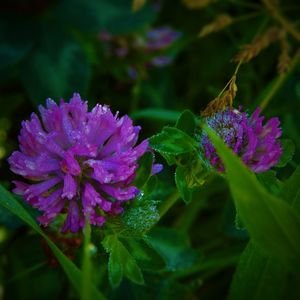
[200,107,282,173]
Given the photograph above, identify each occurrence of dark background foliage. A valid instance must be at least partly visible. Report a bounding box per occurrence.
[1,0,300,299]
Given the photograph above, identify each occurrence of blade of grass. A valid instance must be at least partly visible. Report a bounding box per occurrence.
[204,126,300,265]
[0,185,105,300]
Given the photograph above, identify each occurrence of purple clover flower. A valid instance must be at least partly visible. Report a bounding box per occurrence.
[8,93,161,233]
[200,107,282,173]
[144,26,181,51]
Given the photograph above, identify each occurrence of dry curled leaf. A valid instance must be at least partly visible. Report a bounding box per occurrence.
[182,0,216,9]
[201,75,237,117]
[132,0,146,12]
[234,27,281,63]
[199,14,233,38]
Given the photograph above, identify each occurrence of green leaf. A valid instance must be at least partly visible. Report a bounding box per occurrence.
[121,238,165,272]
[229,242,300,300]
[122,199,160,234]
[102,235,144,288]
[149,127,198,155]
[131,109,181,122]
[104,1,157,35]
[0,17,34,70]
[147,227,201,271]
[276,139,295,168]
[133,152,154,188]
[175,110,196,136]
[205,126,300,265]
[54,0,157,34]
[0,205,24,229]
[175,166,194,203]
[0,185,105,300]
[21,29,90,106]
[256,170,282,195]
[230,166,300,300]
[143,176,158,196]
[102,235,123,288]
[279,164,300,211]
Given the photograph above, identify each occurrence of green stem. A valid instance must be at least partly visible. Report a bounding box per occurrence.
[158,190,180,218]
[130,76,142,113]
[5,261,47,284]
[174,196,207,233]
[81,220,92,300]
[260,50,300,110]
[174,176,227,232]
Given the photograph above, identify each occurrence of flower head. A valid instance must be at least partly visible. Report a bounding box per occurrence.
[8,93,161,232]
[200,107,282,173]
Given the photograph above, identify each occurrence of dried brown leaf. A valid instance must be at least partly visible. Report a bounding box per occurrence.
[199,14,233,38]
[132,0,146,12]
[182,0,216,9]
[234,27,281,63]
[201,75,237,117]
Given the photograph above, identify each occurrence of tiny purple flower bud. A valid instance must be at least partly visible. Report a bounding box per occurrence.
[152,164,163,175]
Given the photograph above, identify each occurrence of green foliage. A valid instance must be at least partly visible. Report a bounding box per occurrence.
[122,198,160,234]
[102,235,144,288]
[133,152,154,188]
[121,238,165,272]
[205,126,300,265]
[229,163,300,300]
[229,242,300,300]
[131,109,181,122]
[55,0,157,34]
[175,165,204,204]
[175,109,197,136]
[150,111,209,203]
[21,30,91,106]
[279,165,300,210]
[0,205,24,229]
[175,166,194,203]
[0,185,105,300]
[0,17,34,70]
[256,170,282,195]
[147,227,201,271]
[277,139,295,168]
[149,126,198,155]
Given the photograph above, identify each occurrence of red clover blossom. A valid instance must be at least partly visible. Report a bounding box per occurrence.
[200,107,282,173]
[8,94,161,233]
